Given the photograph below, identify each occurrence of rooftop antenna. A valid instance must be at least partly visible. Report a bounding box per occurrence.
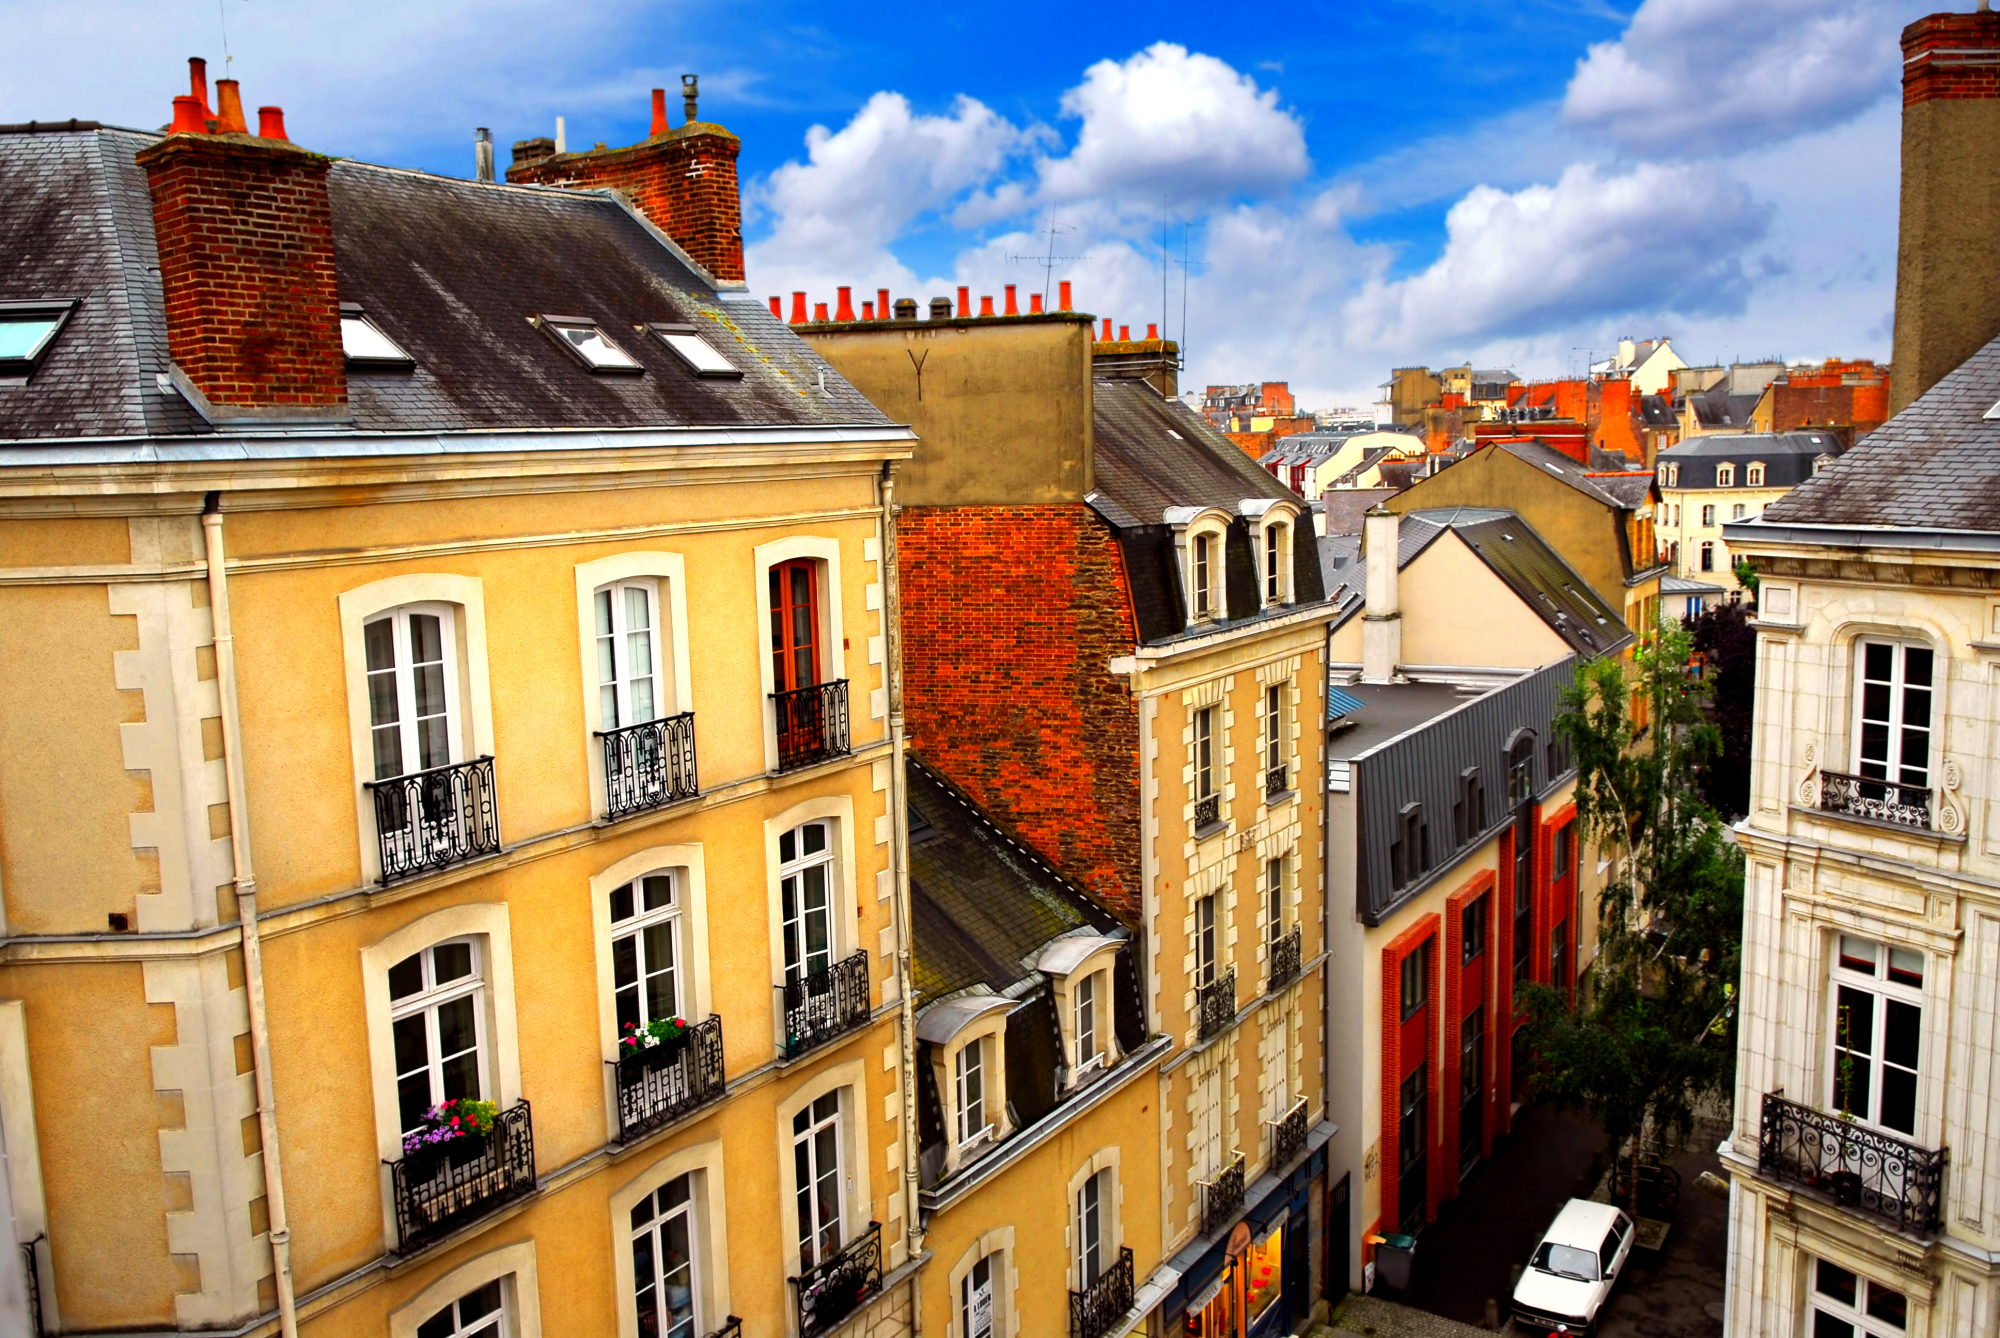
[1007,214,1087,308]
[1171,220,1207,370]
[217,0,249,77]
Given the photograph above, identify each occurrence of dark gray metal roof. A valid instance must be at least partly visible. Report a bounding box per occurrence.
[1491,439,1654,511]
[1762,333,2000,531]
[0,125,893,443]
[1658,431,1842,491]
[1688,389,1761,430]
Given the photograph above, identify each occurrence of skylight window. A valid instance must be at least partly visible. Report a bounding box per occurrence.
[0,299,76,379]
[338,305,413,368]
[646,324,742,378]
[536,316,642,373]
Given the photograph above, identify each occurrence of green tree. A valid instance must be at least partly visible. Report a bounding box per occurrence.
[1516,623,1745,1211]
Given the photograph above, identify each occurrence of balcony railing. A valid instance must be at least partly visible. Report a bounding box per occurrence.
[1194,792,1221,830]
[792,1221,881,1338]
[1200,1151,1246,1234]
[599,712,698,820]
[773,679,851,772]
[707,1320,742,1338]
[1265,763,1289,796]
[1758,1091,1944,1236]
[367,756,501,884]
[1270,1097,1308,1170]
[783,950,872,1059]
[1268,926,1302,991]
[1197,967,1237,1040]
[610,1015,725,1141]
[1817,769,1934,831]
[1070,1246,1136,1338]
[388,1099,535,1254]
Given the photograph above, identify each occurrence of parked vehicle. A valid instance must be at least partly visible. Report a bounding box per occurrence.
[1511,1199,1635,1335]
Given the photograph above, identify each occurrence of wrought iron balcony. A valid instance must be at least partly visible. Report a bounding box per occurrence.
[1200,1151,1246,1234]
[1270,1097,1308,1170]
[773,679,851,772]
[1758,1091,1944,1236]
[1268,926,1302,991]
[1070,1245,1135,1338]
[706,1319,742,1338]
[1196,966,1237,1040]
[1817,770,1933,831]
[1194,792,1221,830]
[366,756,501,884]
[388,1099,535,1254]
[792,1221,881,1338]
[783,950,872,1059]
[1265,763,1289,796]
[599,712,698,820]
[610,1015,725,1142]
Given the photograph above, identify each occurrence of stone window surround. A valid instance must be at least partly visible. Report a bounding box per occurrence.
[1239,497,1303,609]
[761,794,860,1054]
[772,1057,874,1285]
[337,573,497,887]
[387,1236,542,1338]
[606,1136,730,1338]
[935,1015,1013,1174]
[1047,940,1125,1088]
[752,535,848,775]
[1165,506,1234,624]
[1065,1147,1125,1291]
[1815,621,1953,784]
[946,1226,1019,1338]
[589,844,716,1140]
[572,551,696,817]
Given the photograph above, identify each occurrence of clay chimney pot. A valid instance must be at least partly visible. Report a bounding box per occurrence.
[813,302,829,322]
[650,88,668,137]
[1030,294,1044,314]
[257,106,289,141]
[769,296,783,318]
[790,292,808,324]
[170,95,208,135]
[957,286,969,317]
[979,295,995,317]
[1059,280,1072,311]
[1004,284,1018,316]
[188,57,210,113]
[213,79,248,135]
[835,286,856,322]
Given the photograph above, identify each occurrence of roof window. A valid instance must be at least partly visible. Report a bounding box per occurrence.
[338,305,414,368]
[536,316,642,373]
[0,299,77,380]
[646,324,742,378]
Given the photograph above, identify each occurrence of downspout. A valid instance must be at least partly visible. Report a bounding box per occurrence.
[880,464,924,1330]
[202,496,299,1338]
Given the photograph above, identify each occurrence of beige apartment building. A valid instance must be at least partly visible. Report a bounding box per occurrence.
[0,74,920,1338]
[1655,432,1843,602]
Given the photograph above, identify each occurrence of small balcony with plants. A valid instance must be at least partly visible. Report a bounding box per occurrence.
[1757,1091,1944,1236]
[791,1221,882,1338]
[387,1098,536,1254]
[610,1015,725,1142]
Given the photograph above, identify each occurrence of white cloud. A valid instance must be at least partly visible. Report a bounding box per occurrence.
[1563,0,1914,156]
[1343,161,1770,350]
[1036,43,1308,211]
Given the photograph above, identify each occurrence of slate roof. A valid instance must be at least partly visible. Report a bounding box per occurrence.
[1640,394,1676,427]
[1762,333,2000,530]
[1658,431,1842,491]
[1319,488,1397,536]
[0,125,891,442]
[906,757,1119,1009]
[1687,388,1761,431]
[1491,439,1654,511]
[1321,506,1631,658]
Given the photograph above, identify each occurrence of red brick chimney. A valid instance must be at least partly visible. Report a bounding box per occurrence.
[135,60,346,420]
[506,80,746,283]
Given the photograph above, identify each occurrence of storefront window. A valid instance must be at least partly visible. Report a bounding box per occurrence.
[1243,1224,1284,1326]
[1183,1220,1288,1337]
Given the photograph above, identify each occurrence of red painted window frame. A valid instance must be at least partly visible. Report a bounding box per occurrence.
[770,558,822,693]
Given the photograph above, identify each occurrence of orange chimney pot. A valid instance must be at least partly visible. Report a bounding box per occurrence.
[979,295,995,317]
[1004,284,1018,316]
[1119,324,1129,341]
[769,296,783,318]
[1146,323,1158,340]
[957,286,969,317]
[1059,280,1072,311]
[188,57,210,114]
[835,286,856,321]
[814,302,829,322]
[650,88,668,137]
[213,79,248,135]
[256,106,288,140]
[877,288,890,321]
[1101,318,1112,341]
[170,96,207,135]
[790,292,807,324]
[1030,294,1043,314]
[862,301,874,320]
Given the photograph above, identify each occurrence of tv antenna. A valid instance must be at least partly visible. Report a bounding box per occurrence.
[217,0,251,75]
[1007,215,1088,308]
[1169,220,1207,369]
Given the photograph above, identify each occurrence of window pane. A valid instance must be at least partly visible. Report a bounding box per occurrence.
[643,922,678,1019]
[1883,999,1920,1070]
[1816,1261,1858,1305]
[393,1014,430,1079]
[643,875,674,912]
[397,1069,433,1134]
[803,822,827,856]
[613,931,639,991]
[1887,948,1923,987]
[1904,648,1933,688]
[460,1281,502,1321]
[432,942,473,982]
[418,1306,457,1338]
[610,882,636,923]
[436,996,479,1063]
[389,953,425,1000]
[1837,987,1874,1054]
[1880,1065,1917,1135]
[1838,937,1878,975]
[1812,1314,1854,1338]
[440,1047,480,1104]
[1867,1286,1908,1330]
[1864,643,1893,682]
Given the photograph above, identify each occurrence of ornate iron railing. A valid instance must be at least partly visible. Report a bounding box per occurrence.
[1270,1097,1308,1170]
[610,1015,725,1141]
[1268,926,1302,991]
[388,1099,535,1254]
[599,712,698,819]
[1070,1245,1135,1338]
[773,679,851,772]
[1817,769,1933,831]
[20,1238,42,1337]
[1759,1091,1944,1235]
[1196,966,1237,1040]
[791,1220,881,1338]
[706,1319,742,1338]
[1265,763,1289,796]
[1201,1151,1246,1234]
[366,756,500,883]
[1194,793,1221,830]
[784,950,872,1059]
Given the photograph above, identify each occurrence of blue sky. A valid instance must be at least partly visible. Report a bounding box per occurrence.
[4,0,1929,406]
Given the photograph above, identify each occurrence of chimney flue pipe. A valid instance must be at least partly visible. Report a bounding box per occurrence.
[1361,507,1404,684]
[682,74,699,124]
[651,88,668,137]
[474,128,494,183]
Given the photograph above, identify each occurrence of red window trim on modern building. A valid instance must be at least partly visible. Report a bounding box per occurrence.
[1443,869,1498,1206]
[1379,913,1441,1242]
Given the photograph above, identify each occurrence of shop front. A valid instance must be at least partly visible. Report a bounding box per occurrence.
[1164,1127,1333,1338]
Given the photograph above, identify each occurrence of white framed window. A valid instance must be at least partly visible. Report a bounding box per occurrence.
[1716,463,1736,487]
[1854,641,1935,788]
[366,604,463,781]
[1195,706,1216,801]
[1194,1063,1224,1181]
[1196,894,1217,987]
[962,1254,996,1338]
[1666,463,1679,487]
[1193,532,1215,619]
[1701,504,1716,527]
[1732,503,1748,521]
[416,1280,507,1338]
[955,1038,991,1148]
[1077,1170,1109,1286]
[389,938,488,1135]
[1747,462,1766,487]
[611,872,683,1034]
[780,821,836,986]
[630,1174,700,1338]
[1263,683,1286,788]
[793,1090,845,1269]
[1700,541,1716,572]
[1266,856,1285,944]
[1263,521,1290,604]
[1075,972,1102,1074]
[596,580,662,730]
[1829,934,1924,1136]
[1809,1258,1907,1338]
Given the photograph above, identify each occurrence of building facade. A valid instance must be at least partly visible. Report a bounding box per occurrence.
[0,72,921,1338]
[1657,433,1844,597]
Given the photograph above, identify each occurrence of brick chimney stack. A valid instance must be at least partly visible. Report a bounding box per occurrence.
[135,59,347,420]
[506,82,746,283]
[1889,6,2000,414]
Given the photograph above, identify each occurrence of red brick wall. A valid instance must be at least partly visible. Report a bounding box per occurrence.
[135,134,345,410]
[1379,914,1439,1235]
[897,504,1144,922]
[1903,12,2000,105]
[509,130,746,282]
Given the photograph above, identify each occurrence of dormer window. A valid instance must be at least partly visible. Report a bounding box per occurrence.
[1193,533,1214,618]
[537,316,642,373]
[339,305,414,368]
[1666,463,1679,488]
[1746,462,1766,487]
[1716,463,1736,487]
[646,323,742,378]
[1263,520,1291,605]
[0,299,76,381]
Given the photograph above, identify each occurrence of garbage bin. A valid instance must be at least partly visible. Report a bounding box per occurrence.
[1374,1233,1417,1291]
